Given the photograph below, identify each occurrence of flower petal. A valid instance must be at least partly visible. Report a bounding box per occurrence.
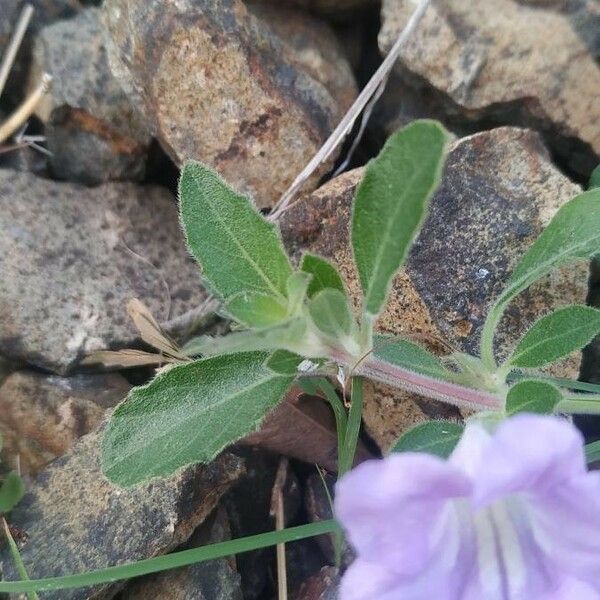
[335,453,470,576]
[470,414,586,507]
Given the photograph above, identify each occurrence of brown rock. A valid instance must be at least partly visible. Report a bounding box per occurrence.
[0,428,244,600]
[291,566,340,600]
[0,169,207,374]
[29,8,151,184]
[0,371,130,477]
[280,127,587,450]
[123,506,243,600]
[248,0,376,18]
[102,0,357,208]
[379,0,600,175]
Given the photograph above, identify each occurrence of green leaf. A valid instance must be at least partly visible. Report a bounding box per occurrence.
[585,439,600,464]
[351,120,450,316]
[0,520,340,595]
[179,162,292,304]
[286,272,312,316]
[266,350,304,375]
[508,305,600,368]
[373,335,451,380]
[225,293,288,328]
[0,471,25,513]
[481,189,600,366]
[102,352,294,486]
[589,164,600,190]
[506,380,562,415]
[300,254,345,298]
[392,421,464,458]
[308,289,355,340]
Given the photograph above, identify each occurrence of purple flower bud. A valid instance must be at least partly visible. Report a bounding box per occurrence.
[335,414,600,599]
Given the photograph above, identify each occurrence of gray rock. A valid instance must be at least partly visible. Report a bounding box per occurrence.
[280,127,588,450]
[0,169,207,374]
[0,370,130,477]
[0,428,244,600]
[379,0,600,175]
[122,507,243,600]
[29,8,151,184]
[102,0,357,208]
[0,0,79,100]
[247,0,377,18]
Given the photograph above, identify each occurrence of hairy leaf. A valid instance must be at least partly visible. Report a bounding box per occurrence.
[351,120,450,316]
[301,254,346,298]
[179,162,292,305]
[373,335,451,380]
[286,272,312,316]
[493,189,600,320]
[508,306,600,368]
[0,472,25,513]
[308,289,355,340]
[392,421,464,458]
[506,380,562,415]
[102,352,294,486]
[590,164,600,190]
[266,350,305,375]
[225,293,288,328]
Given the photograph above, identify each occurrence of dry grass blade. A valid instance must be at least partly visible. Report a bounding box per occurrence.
[270,458,289,600]
[0,3,33,99]
[80,349,181,369]
[127,298,187,359]
[268,0,432,221]
[0,73,52,144]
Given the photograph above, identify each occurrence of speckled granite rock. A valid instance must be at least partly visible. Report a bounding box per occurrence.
[0,371,130,477]
[0,430,244,600]
[280,127,587,450]
[0,169,207,374]
[379,0,600,175]
[122,506,243,600]
[29,8,151,184]
[102,0,357,208]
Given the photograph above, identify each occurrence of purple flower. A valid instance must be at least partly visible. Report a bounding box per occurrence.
[335,414,600,600]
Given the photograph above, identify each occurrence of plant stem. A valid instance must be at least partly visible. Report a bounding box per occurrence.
[556,395,600,415]
[334,352,503,412]
[0,520,340,594]
[338,377,364,477]
[315,377,347,469]
[1,517,39,600]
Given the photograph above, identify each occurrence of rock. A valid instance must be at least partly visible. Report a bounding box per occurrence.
[379,0,600,175]
[304,472,336,564]
[280,127,587,450]
[248,0,377,19]
[122,506,243,600]
[29,8,151,184]
[0,169,207,374]
[0,1,79,99]
[291,566,340,600]
[0,371,130,477]
[103,0,357,208]
[0,427,244,600]
[286,538,329,596]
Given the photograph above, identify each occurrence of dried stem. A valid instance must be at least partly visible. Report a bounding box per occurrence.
[0,73,52,144]
[268,0,432,221]
[0,4,34,99]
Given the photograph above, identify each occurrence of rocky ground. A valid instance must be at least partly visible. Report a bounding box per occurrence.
[0,0,598,598]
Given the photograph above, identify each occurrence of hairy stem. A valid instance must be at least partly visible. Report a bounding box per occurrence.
[332,351,503,412]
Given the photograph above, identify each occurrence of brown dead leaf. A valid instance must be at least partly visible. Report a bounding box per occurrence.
[80,349,180,369]
[127,298,187,360]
